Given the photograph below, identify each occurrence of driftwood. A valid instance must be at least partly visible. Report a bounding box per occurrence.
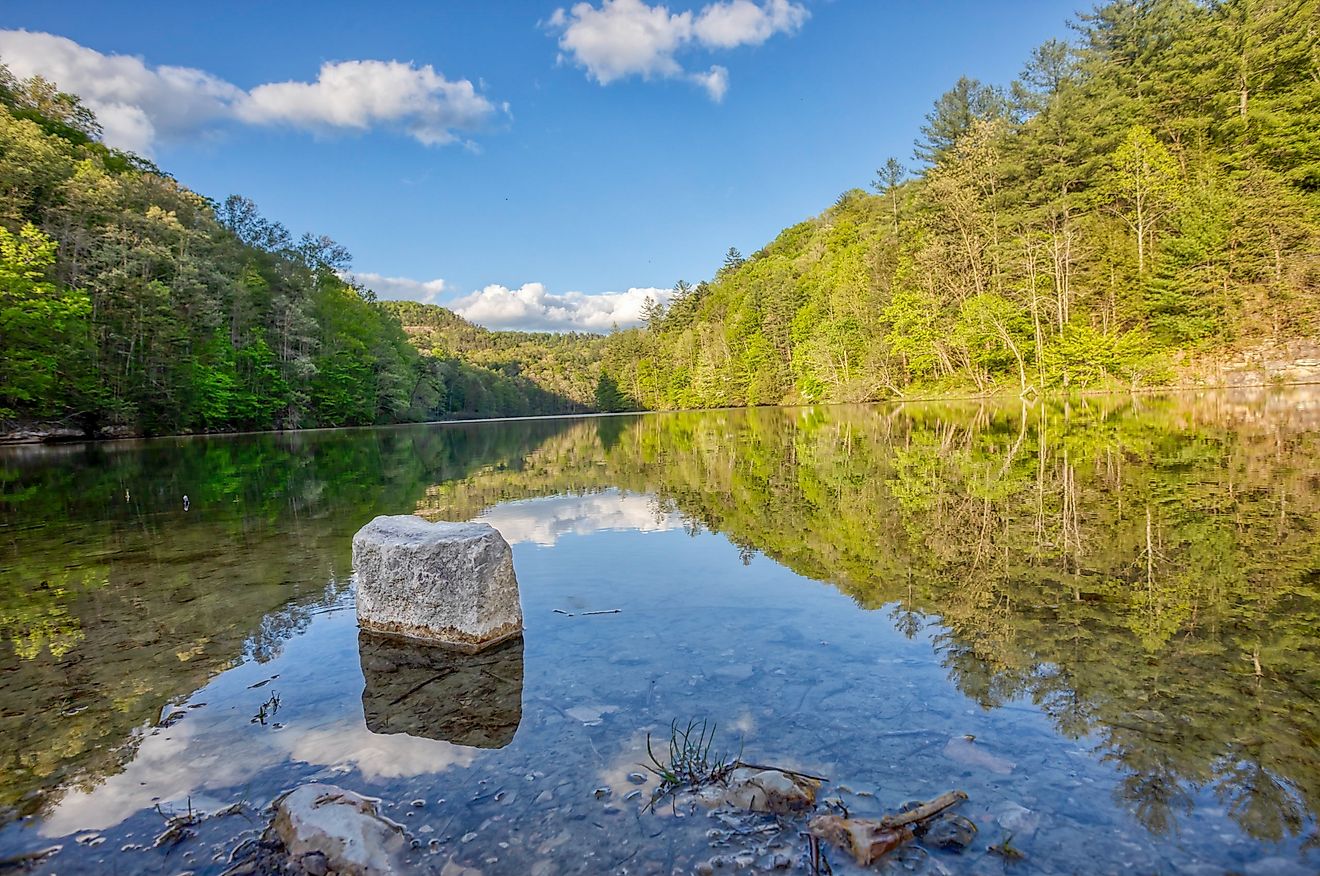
[809,817,912,866]
[809,789,968,866]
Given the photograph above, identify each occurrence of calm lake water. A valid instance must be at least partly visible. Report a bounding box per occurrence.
[1,392,1318,874]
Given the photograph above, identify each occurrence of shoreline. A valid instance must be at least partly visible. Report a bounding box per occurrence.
[4,378,1317,449]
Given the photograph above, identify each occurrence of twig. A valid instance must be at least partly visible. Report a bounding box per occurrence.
[470,787,505,804]
[582,609,621,616]
[734,762,829,783]
[803,831,832,875]
[879,790,967,829]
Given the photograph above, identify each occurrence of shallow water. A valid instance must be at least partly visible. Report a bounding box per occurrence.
[1,392,1318,874]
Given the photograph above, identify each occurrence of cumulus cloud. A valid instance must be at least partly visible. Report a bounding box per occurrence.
[451,282,674,332]
[549,0,693,83]
[237,60,494,146]
[0,30,242,153]
[0,29,499,152]
[348,272,448,304]
[547,0,806,100]
[693,0,809,48]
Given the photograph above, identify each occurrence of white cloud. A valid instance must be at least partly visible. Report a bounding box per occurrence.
[690,65,729,101]
[348,272,448,304]
[40,715,477,836]
[693,0,809,48]
[237,60,494,146]
[548,0,806,100]
[0,30,242,153]
[551,0,693,83]
[342,271,674,332]
[0,29,499,152]
[451,281,673,332]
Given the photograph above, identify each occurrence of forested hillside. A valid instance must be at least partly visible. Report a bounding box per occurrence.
[0,67,597,437]
[597,0,1320,409]
[3,0,1318,435]
[382,301,605,414]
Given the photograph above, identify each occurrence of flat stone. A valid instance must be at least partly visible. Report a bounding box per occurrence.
[942,737,1015,775]
[353,516,522,651]
[995,802,1039,837]
[269,784,408,875]
[565,704,618,725]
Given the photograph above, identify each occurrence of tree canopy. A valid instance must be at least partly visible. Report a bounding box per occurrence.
[597,0,1319,410]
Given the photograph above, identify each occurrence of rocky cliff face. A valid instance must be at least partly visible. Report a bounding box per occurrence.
[1185,340,1320,388]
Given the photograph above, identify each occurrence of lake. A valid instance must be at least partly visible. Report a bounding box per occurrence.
[1,391,1317,875]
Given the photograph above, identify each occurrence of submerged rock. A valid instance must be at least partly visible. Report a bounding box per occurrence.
[921,813,978,851]
[353,516,522,651]
[565,704,618,725]
[716,767,820,814]
[995,801,1040,837]
[359,631,523,748]
[268,784,408,875]
[941,736,1015,775]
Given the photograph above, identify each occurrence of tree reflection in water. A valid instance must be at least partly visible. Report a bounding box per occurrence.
[415,391,1320,845]
[2,390,1318,849]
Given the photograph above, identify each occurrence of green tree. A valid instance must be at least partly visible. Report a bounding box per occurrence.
[915,76,1007,165]
[1097,126,1183,274]
[0,223,90,418]
[872,157,907,232]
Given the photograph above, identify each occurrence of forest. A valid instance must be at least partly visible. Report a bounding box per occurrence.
[1,0,1318,435]
[596,0,1320,409]
[0,69,596,436]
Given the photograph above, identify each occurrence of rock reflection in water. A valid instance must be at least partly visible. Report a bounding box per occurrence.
[358,631,523,748]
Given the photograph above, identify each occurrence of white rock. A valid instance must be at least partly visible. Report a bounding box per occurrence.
[269,784,408,875]
[714,767,820,814]
[995,801,1040,837]
[942,736,1015,775]
[353,516,522,652]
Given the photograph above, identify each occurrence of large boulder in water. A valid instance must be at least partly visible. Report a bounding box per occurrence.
[352,516,522,652]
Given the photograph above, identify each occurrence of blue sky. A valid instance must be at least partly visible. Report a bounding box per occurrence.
[0,1,1075,330]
